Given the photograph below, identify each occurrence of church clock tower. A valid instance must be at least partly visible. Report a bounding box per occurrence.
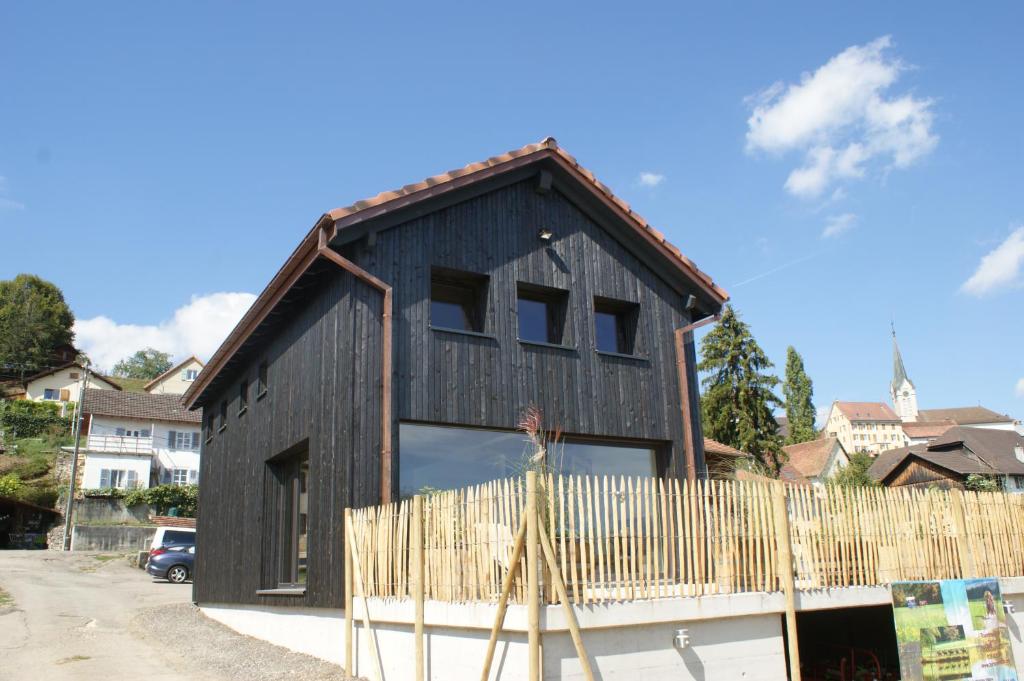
[890,328,918,422]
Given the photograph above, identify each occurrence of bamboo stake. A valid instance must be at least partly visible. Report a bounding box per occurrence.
[345,513,385,681]
[345,508,354,675]
[526,472,540,681]
[538,529,596,681]
[479,514,528,681]
[413,496,425,681]
[772,482,801,681]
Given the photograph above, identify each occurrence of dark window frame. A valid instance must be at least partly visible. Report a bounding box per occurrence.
[516,282,570,346]
[429,266,489,334]
[264,444,310,591]
[204,412,214,443]
[238,377,249,416]
[257,361,268,400]
[593,296,641,356]
[218,400,227,432]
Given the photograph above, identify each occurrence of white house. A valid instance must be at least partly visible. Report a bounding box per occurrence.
[21,362,121,412]
[143,356,205,396]
[79,388,202,490]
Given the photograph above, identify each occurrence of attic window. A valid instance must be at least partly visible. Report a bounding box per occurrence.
[594,296,640,355]
[430,267,488,333]
[517,282,569,345]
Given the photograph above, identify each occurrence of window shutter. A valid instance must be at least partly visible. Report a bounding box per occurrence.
[100,469,111,488]
[192,432,200,450]
[168,430,177,450]
[60,388,70,401]
[160,468,171,484]
[127,470,138,488]
[189,469,198,483]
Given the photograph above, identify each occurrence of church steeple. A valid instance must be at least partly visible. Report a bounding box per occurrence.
[890,325,918,422]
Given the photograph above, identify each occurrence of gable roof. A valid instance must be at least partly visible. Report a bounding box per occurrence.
[82,388,201,424]
[872,427,1024,483]
[143,355,205,392]
[184,138,729,409]
[783,437,844,479]
[868,446,918,481]
[834,401,900,422]
[917,406,1015,425]
[24,362,122,391]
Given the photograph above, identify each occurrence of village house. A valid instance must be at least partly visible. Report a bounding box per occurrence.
[823,401,906,455]
[869,426,1024,491]
[76,388,202,491]
[780,436,850,485]
[12,361,121,413]
[143,355,205,395]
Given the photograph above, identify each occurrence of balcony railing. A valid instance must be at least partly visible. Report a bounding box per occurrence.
[86,434,154,455]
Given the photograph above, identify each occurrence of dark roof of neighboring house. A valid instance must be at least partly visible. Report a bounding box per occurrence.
[703,438,751,459]
[184,138,729,409]
[901,420,955,440]
[0,495,60,516]
[778,464,812,485]
[143,356,205,392]
[82,388,201,424]
[917,407,1016,425]
[834,401,900,422]
[871,427,1024,483]
[23,362,122,391]
[783,437,844,479]
[775,415,789,439]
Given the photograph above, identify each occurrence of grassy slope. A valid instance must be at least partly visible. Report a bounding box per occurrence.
[0,431,70,507]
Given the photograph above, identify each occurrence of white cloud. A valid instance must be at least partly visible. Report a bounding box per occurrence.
[0,176,25,211]
[961,226,1024,296]
[74,292,256,371]
[638,172,665,187]
[1016,378,1024,398]
[746,36,937,199]
[822,213,857,239]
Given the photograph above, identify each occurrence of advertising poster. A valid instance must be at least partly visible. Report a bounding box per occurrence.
[891,578,1017,681]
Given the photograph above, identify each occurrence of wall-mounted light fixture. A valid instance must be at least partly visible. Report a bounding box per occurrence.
[673,628,690,650]
[538,228,554,242]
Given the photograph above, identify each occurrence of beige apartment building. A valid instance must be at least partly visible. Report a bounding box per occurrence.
[824,401,907,456]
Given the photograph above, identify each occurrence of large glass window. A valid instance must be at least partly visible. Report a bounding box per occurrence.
[272,449,309,587]
[399,423,657,497]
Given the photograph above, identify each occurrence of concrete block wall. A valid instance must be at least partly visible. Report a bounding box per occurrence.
[70,525,155,552]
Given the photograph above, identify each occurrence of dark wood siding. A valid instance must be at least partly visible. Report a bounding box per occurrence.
[194,177,708,608]
[194,268,383,608]
[885,458,964,489]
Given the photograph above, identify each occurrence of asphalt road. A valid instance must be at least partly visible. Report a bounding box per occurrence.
[0,550,346,681]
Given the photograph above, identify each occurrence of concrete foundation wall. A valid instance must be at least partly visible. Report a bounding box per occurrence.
[73,498,153,525]
[70,525,155,551]
[201,579,1024,681]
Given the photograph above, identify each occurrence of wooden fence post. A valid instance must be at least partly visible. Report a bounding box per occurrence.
[345,507,354,676]
[526,471,540,681]
[772,482,801,681]
[413,495,425,681]
[950,489,976,579]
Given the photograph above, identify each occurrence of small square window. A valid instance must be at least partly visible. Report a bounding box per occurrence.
[258,361,268,398]
[517,282,569,345]
[218,400,227,432]
[594,297,640,355]
[239,379,249,415]
[430,267,488,333]
[205,413,214,442]
[184,368,199,381]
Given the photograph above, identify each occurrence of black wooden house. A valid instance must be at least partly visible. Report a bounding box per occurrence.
[184,139,728,608]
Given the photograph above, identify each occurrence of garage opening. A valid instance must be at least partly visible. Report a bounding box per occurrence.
[793,605,901,680]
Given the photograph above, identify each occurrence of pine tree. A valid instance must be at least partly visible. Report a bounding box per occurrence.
[698,305,784,471]
[782,346,817,444]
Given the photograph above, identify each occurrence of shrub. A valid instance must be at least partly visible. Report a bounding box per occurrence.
[0,473,22,497]
[965,474,1001,493]
[0,400,70,439]
[84,484,198,517]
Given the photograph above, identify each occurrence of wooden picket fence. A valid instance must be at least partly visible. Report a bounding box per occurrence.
[346,475,1024,606]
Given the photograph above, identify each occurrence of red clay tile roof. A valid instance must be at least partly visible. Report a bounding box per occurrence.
[152,515,197,528]
[834,401,900,422]
[703,438,751,459]
[901,420,955,439]
[918,407,1016,425]
[782,437,842,479]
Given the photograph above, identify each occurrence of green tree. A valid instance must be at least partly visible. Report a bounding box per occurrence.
[112,348,173,379]
[782,346,817,444]
[698,305,784,471]
[0,274,75,378]
[828,452,879,488]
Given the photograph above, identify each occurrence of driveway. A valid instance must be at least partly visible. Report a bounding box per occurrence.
[0,550,347,681]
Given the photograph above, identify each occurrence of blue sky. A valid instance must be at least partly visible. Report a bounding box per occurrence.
[2,2,1022,420]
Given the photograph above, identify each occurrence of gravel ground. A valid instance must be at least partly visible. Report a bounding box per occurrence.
[132,602,355,681]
